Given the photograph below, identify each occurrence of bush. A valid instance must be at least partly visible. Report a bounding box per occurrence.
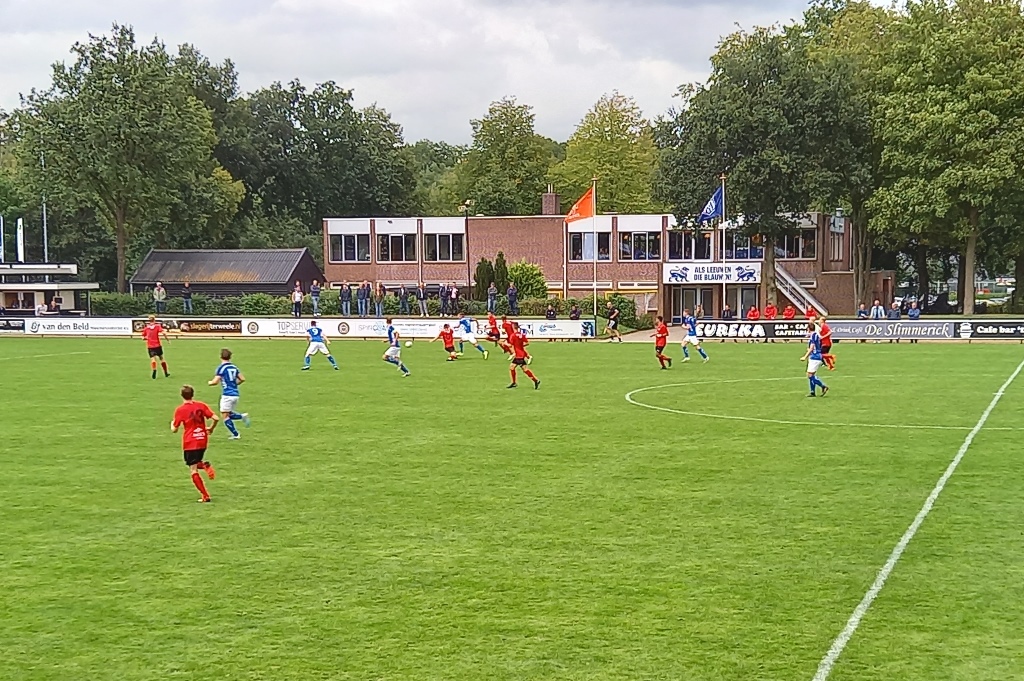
[91,292,152,316]
[507,259,548,299]
[241,293,291,316]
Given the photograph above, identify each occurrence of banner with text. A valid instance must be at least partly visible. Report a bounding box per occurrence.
[242,317,596,339]
[24,318,135,335]
[0,318,25,333]
[132,318,242,335]
[664,262,762,285]
[694,319,960,340]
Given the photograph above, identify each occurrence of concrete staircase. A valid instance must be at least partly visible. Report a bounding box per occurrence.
[774,261,829,315]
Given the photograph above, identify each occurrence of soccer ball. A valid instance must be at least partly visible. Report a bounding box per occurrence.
[404,340,413,347]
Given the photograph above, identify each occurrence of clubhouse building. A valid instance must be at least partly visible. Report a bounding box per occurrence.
[322,192,893,322]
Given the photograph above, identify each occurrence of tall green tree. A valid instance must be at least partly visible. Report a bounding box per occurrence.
[408,140,467,216]
[871,0,1024,314]
[454,98,558,216]
[245,81,416,243]
[473,257,495,300]
[494,251,510,292]
[657,26,828,304]
[803,0,897,307]
[550,92,661,213]
[14,24,220,290]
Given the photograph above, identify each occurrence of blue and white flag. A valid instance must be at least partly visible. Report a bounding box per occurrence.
[698,185,724,224]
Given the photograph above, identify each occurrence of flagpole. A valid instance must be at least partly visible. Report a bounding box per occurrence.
[719,173,727,315]
[0,216,5,263]
[591,177,598,319]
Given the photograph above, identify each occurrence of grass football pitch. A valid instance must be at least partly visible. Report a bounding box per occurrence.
[3,336,1024,681]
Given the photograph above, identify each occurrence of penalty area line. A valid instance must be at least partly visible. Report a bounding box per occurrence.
[0,351,92,362]
[811,356,1024,681]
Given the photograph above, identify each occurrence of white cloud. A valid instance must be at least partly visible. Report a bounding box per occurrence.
[0,0,810,142]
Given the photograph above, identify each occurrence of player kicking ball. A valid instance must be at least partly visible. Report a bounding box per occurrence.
[302,320,339,371]
[209,348,250,440]
[383,318,411,377]
[141,315,171,379]
[432,323,459,361]
[801,322,829,397]
[508,322,540,389]
[652,315,672,369]
[171,385,219,503]
[455,313,489,359]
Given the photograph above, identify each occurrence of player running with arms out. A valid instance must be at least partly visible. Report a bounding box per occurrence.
[801,322,829,397]
[680,308,709,363]
[508,322,540,389]
[171,385,219,503]
[652,315,672,369]
[301,320,339,371]
[455,313,489,359]
[208,348,250,440]
[432,323,459,361]
[819,316,836,370]
[141,315,171,379]
[383,318,411,377]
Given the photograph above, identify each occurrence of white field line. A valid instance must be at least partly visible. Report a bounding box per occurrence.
[811,356,1024,680]
[624,378,1021,431]
[0,351,91,362]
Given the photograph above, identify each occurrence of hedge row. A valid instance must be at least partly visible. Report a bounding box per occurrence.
[90,291,654,328]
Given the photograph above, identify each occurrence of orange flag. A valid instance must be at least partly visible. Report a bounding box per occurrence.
[565,185,595,223]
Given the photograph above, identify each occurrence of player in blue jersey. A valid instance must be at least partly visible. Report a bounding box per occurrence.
[800,322,829,397]
[382,318,410,376]
[208,348,250,440]
[455,313,489,359]
[680,307,709,363]
[302,320,339,371]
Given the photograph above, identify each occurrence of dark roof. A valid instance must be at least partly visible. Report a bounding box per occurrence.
[131,249,319,285]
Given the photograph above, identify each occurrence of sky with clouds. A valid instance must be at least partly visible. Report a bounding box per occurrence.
[0,0,812,143]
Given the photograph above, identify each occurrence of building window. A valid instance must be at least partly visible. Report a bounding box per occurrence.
[569,232,611,261]
[830,231,843,261]
[329,234,370,263]
[667,230,712,260]
[723,232,764,260]
[777,229,817,259]
[377,234,417,262]
[424,233,465,262]
[619,231,661,261]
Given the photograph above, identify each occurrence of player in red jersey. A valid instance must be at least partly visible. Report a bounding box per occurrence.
[499,315,515,355]
[431,323,459,361]
[486,312,502,345]
[141,315,170,379]
[171,385,219,503]
[651,315,672,369]
[819,316,836,370]
[508,322,540,389]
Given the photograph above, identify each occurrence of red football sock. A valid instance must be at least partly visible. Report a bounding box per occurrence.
[150,358,157,370]
[658,355,666,368]
[160,361,168,374]
[191,472,210,500]
[509,367,517,382]
[524,369,537,381]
